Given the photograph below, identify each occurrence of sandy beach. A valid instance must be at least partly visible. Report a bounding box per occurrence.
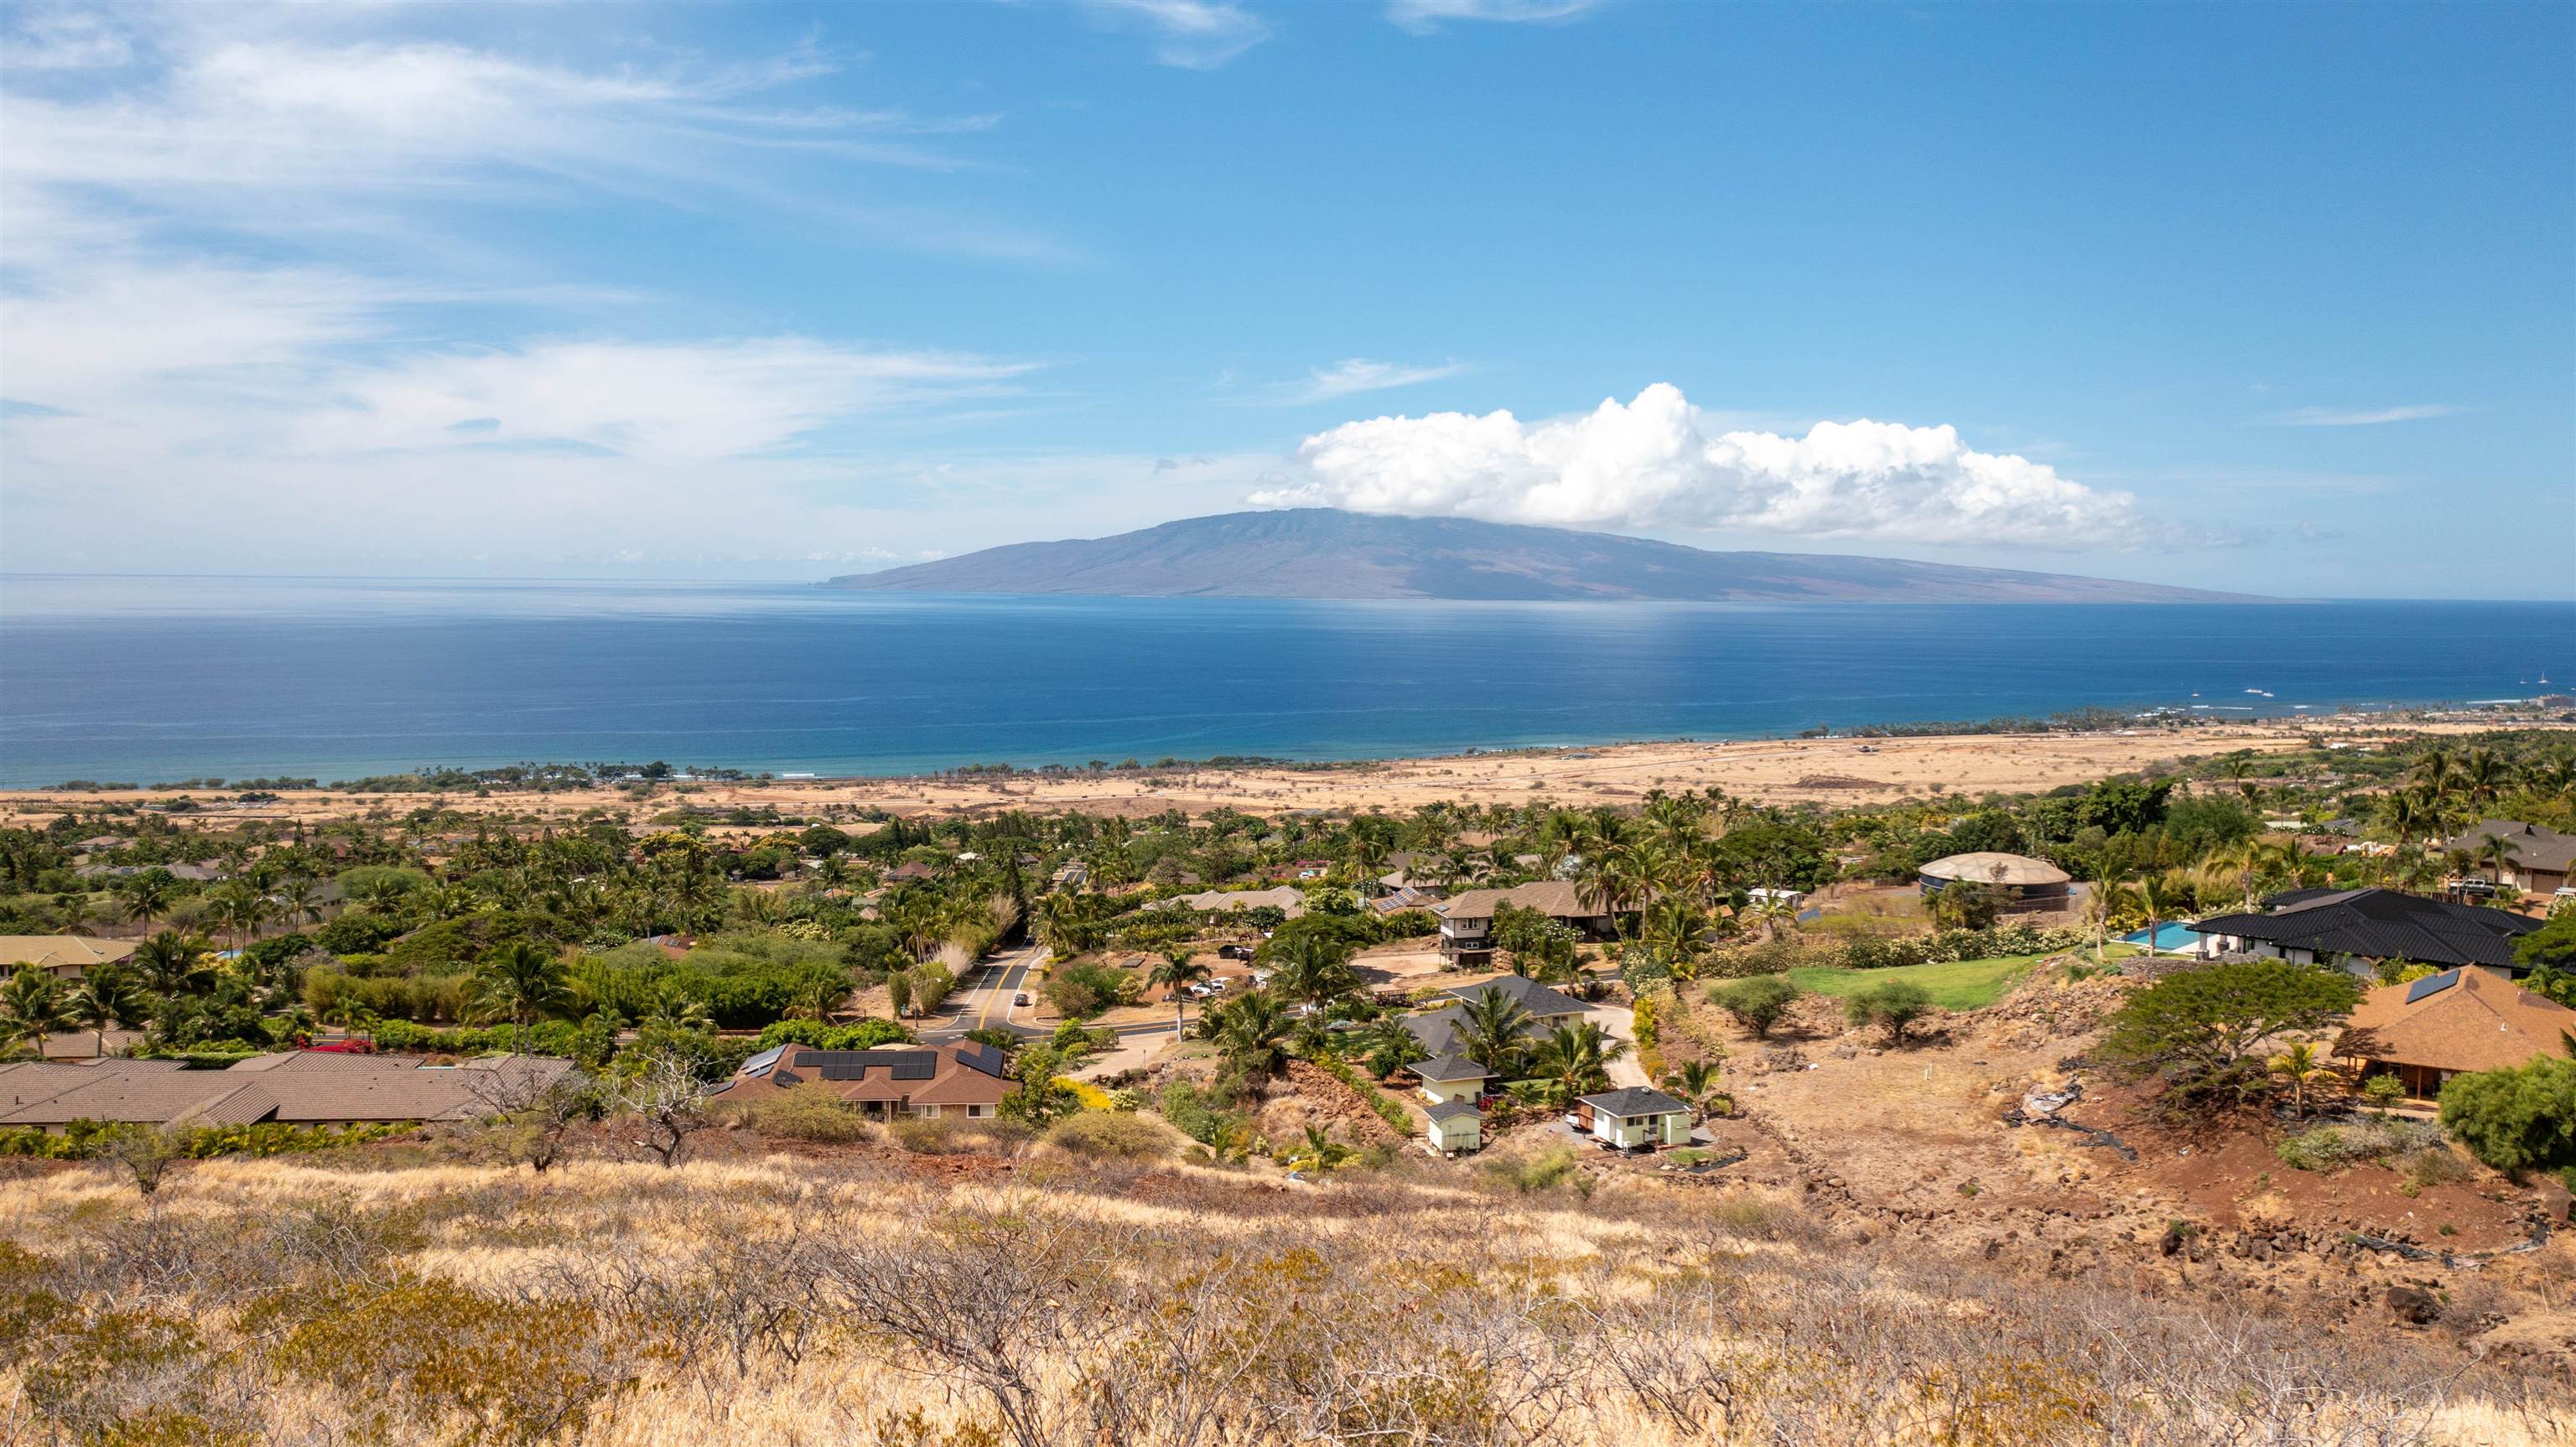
[5,716,2553,830]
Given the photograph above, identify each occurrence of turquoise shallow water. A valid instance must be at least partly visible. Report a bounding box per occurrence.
[0,577,2568,787]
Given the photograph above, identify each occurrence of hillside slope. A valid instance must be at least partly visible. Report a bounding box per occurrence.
[828,509,2253,602]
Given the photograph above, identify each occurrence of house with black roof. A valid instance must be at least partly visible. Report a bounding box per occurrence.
[1572,1087,1692,1151]
[1401,974,1592,1057]
[2188,887,2542,980]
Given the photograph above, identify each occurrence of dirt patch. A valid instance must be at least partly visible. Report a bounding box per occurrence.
[1252,1060,1402,1149]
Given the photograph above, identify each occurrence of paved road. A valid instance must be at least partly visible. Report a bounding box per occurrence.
[1583,1002,1654,1089]
[920,942,1048,1041]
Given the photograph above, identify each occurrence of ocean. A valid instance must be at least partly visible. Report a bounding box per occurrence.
[0,576,2567,789]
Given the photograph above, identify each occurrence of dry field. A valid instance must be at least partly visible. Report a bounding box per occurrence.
[5,1118,2568,1447]
[9,718,2554,831]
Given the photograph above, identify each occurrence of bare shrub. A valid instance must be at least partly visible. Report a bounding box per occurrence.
[613,1051,714,1167]
[1042,1110,1177,1159]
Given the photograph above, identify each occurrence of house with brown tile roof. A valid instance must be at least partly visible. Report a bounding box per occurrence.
[716,1040,1015,1119]
[1433,882,1619,964]
[0,1054,574,1130]
[2448,819,2576,897]
[2335,967,2576,1100]
[0,936,138,979]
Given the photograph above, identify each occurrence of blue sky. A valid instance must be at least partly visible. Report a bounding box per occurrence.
[3,0,2569,597]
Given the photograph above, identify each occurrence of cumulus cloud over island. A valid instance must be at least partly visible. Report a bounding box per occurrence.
[1257,383,2152,548]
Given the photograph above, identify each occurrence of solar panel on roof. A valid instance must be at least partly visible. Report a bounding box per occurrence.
[2404,970,2460,1004]
[890,1053,936,1081]
[742,1045,786,1077]
[772,1068,803,1087]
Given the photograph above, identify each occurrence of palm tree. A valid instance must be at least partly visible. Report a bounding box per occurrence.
[130,931,212,999]
[1665,1057,1723,1113]
[2267,1040,2340,1118]
[2459,748,2508,810]
[1209,990,1292,1083]
[113,870,174,930]
[2135,874,2188,959]
[1452,986,1535,1079]
[208,882,271,961]
[1283,1123,1353,1175]
[1149,949,1213,1040]
[1527,1019,1628,1106]
[67,964,139,1060]
[2472,833,2523,889]
[1,967,79,1055]
[1356,1015,1429,1079]
[474,941,570,1055]
[278,876,326,930]
[1265,932,1358,1013]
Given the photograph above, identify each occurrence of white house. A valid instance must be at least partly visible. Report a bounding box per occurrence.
[1408,1053,1494,1107]
[1425,1098,1482,1155]
[1571,1087,1692,1151]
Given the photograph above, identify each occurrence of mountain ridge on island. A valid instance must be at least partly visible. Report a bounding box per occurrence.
[826,509,2259,604]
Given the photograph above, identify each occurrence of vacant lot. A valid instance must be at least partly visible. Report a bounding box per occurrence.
[1781,946,2136,1010]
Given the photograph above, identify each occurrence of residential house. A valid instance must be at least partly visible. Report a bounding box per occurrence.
[717,1040,1015,1119]
[883,861,938,884]
[1374,853,1454,898]
[1424,1098,1482,1155]
[2189,888,2542,979]
[1367,884,1440,918]
[37,1028,148,1062]
[1571,1087,1694,1150]
[0,936,137,980]
[2447,820,2576,898]
[1161,885,1306,921]
[0,1053,573,1130]
[1434,882,1618,965]
[1289,859,1333,881]
[1407,1053,1494,1107]
[1402,975,1590,1058]
[2335,967,2576,1099]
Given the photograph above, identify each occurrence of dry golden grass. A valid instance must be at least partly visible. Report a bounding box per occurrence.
[2,1149,2568,1446]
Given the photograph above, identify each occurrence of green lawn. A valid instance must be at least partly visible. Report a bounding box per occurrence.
[1779,944,2138,1011]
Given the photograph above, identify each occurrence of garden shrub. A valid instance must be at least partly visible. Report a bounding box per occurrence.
[2274,1118,2447,1172]
[731,1082,875,1143]
[752,1018,914,1050]
[1043,1111,1176,1159]
[2439,1056,2576,1174]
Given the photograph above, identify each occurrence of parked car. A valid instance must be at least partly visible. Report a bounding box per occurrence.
[1013,993,1031,1006]
[1218,943,1256,961]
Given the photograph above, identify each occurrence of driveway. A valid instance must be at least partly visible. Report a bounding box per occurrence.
[1582,1002,1653,1089]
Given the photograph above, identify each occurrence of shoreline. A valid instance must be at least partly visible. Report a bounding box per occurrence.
[7,711,2565,827]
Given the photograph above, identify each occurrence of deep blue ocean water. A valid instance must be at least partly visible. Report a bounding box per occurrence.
[0,577,2568,788]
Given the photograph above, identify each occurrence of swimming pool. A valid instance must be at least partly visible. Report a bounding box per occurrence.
[2120,922,2202,951]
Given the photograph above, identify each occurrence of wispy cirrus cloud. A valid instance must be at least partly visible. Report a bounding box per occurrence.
[1261,358,1470,405]
[1077,0,1270,69]
[1388,0,1607,35]
[2266,403,2466,427]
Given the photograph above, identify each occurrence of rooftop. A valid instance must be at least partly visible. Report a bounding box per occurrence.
[1578,1087,1690,1118]
[2340,967,2576,1076]
[1918,852,2071,887]
[2191,887,2542,972]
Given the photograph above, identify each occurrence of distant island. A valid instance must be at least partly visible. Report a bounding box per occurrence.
[828,509,2258,604]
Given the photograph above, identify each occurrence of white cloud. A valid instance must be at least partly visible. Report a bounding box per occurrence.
[2266,403,2465,427]
[1263,358,1468,405]
[1254,383,2155,548]
[1388,0,1607,35]
[1078,0,1270,69]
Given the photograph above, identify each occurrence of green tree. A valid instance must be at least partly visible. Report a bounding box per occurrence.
[1263,930,1358,1011]
[1208,990,1292,1084]
[113,869,175,929]
[1000,1044,1078,1125]
[2098,961,2361,1105]
[66,963,141,1060]
[1452,986,1535,1079]
[1709,976,1800,1038]
[1526,1019,1629,1105]
[1842,979,1935,1046]
[1,966,78,1055]
[2265,1040,2341,1119]
[1282,1123,1355,1175]
[130,930,212,1000]
[1356,1015,1428,1078]
[1148,949,1213,1040]
[2514,911,2576,974]
[2438,1055,2576,1175]
[475,941,570,1055]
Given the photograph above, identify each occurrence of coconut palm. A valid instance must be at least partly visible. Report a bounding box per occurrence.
[2266,1040,2341,1118]
[113,870,174,930]
[474,941,571,1055]
[1266,931,1358,1012]
[1149,950,1213,1040]
[1527,1019,1629,1105]
[66,964,140,1060]
[1,967,78,1055]
[1665,1057,1723,1113]
[1452,986,1535,1079]
[1283,1123,1354,1175]
[2135,874,2189,959]
[2473,833,2523,889]
[129,930,212,999]
[1208,990,1292,1083]
[1357,1015,1429,1078]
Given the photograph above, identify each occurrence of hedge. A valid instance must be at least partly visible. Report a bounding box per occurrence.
[0,1120,407,1160]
